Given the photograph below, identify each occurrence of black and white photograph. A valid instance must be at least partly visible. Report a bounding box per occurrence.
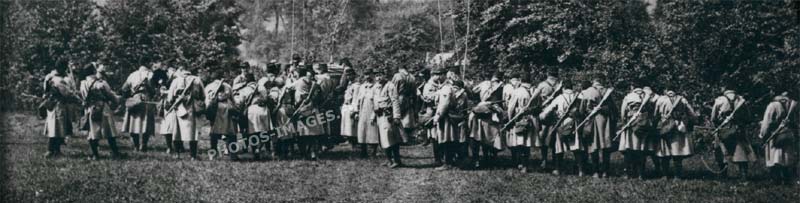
[0,0,799,202]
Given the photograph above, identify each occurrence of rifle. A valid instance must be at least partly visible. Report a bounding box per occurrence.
[575,88,614,131]
[612,93,653,141]
[704,97,746,157]
[501,81,563,131]
[205,80,226,122]
[279,78,318,127]
[167,77,197,113]
[762,100,796,146]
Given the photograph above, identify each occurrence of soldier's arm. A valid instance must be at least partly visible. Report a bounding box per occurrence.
[389,83,402,120]
[759,103,777,139]
[435,87,452,119]
[539,96,559,120]
[710,99,721,123]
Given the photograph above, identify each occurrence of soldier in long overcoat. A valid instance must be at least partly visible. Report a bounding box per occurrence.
[121,65,156,151]
[80,64,124,160]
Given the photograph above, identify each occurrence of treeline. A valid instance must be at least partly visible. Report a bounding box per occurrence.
[1,0,798,113]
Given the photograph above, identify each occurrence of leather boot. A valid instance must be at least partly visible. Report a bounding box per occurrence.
[189,141,198,160]
[164,134,173,154]
[130,134,140,151]
[140,134,150,152]
[108,137,124,159]
[88,139,99,160]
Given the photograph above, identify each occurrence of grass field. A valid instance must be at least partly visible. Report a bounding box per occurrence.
[1,112,798,202]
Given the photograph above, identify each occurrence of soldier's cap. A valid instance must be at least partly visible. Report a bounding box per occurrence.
[431,66,446,75]
[266,63,280,73]
[451,80,465,88]
[492,70,504,80]
[362,68,374,75]
[724,90,736,95]
[314,63,328,72]
[546,67,559,77]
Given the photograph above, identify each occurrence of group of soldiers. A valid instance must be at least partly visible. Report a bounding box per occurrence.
[39,58,798,183]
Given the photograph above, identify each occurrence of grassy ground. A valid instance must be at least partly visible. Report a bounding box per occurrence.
[1,112,798,202]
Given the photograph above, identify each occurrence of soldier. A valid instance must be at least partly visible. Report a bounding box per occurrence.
[121,65,156,152]
[314,63,339,152]
[468,70,505,168]
[540,80,585,175]
[355,68,381,158]
[389,66,418,145]
[374,68,404,168]
[531,70,561,170]
[79,64,124,160]
[340,68,361,149]
[232,66,248,87]
[166,67,205,160]
[292,64,325,160]
[42,60,81,158]
[710,89,756,179]
[251,63,283,159]
[421,67,446,166]
[432,72,469,170]
[505,71,536,173]
[156,66,178,154]
[758,91,797,183]
[205,71,238,160]
[654,89,697,179]
[617,84,656,179]
[581,78,617,178]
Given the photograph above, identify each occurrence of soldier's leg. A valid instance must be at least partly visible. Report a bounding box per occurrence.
[163,134,173,154]
[87,139,99,160]
[575,150,587,176]
[552,152,563,175]
[520,147,531,173]
[622,151,634,178]
[673,157,684,179]
[433,142,443,166]
[189,140,199,160]
[737,162,749,179]
[130,133,140,151]
[141,133,150,152]
[469,139,481,168]
[359,143,368,158]
[209,134,222,158]
[660,157,672,178]
[591,151,601,177]
[383,146,395,166]
[107,136,123,159]
[602,150,611,177]
[310,136,320,160]
[392,145,403,167]
[225,134,238,160]
[370,144,379,157]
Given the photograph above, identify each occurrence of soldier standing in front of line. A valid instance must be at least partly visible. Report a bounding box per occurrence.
[121,64,156,152]
[374,68,404,168]
[421,67,446,166]
[80,64,124,160]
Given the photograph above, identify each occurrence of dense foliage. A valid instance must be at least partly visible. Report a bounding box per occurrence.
[1,0,798,112]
